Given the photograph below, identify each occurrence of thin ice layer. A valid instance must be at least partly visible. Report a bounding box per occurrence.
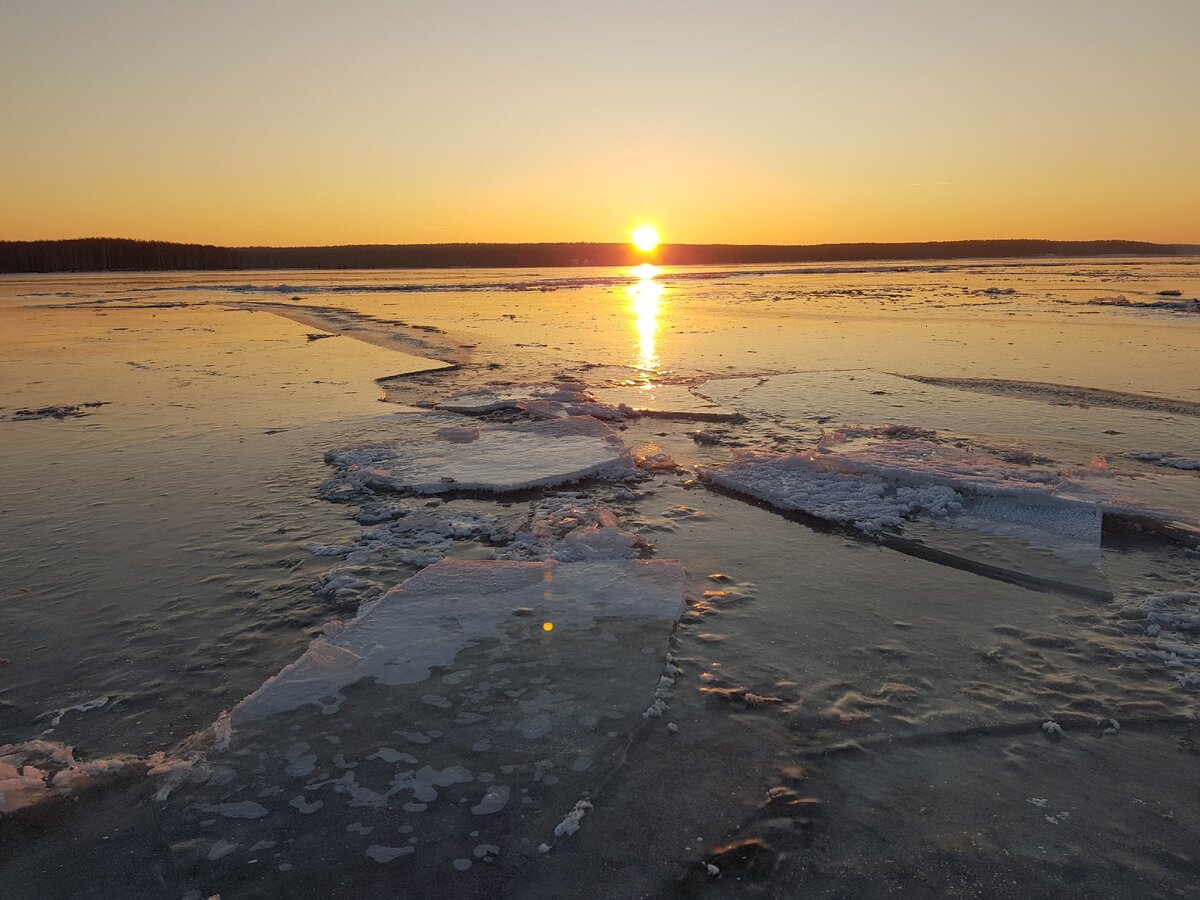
[589,383,741,421]
[325,416,634,494]
[696,370,1200,460]
[233,558,685,722]
[438,382,634,420]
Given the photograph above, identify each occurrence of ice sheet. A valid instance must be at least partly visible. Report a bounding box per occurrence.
[704,443,1103,556]
[153,558,686,891]
[324,416,635,494]
[695,370,1200,460]
[233,558,685,722]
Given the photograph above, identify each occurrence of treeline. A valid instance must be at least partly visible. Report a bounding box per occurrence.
[1,237,1195,274]
[0,238,236,273]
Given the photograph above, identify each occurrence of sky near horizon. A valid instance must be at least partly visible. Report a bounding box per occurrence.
[2,1,1198,247]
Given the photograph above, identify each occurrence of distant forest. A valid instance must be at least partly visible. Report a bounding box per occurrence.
[1,237,1196,274]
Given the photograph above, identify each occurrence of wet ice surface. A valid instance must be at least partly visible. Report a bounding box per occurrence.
[2,259,1200,899]
[324,416,634,493]
[153,558,684,893]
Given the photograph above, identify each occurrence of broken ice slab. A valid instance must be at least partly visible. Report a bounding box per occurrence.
[704,445,1108,596]
[325,416,635,494]
[234,558,685,722]
[589,382,741,422]
[157,559,685,892]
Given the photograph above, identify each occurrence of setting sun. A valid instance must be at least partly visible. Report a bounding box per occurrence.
[631,224,659,252]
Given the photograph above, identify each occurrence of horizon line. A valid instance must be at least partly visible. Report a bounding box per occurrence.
[4,236,1200,250]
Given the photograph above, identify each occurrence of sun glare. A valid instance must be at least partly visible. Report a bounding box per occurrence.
[631,224,659,252]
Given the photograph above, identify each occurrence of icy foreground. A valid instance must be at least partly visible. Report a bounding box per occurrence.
[234,558,685,722]
[324,416,634,493]
[153,558,686,891]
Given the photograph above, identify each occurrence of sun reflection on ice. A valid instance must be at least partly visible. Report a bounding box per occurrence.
[628,265,663,374]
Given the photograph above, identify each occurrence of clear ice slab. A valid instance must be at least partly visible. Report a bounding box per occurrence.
[157,559,686,893]
[704,444,1109,595]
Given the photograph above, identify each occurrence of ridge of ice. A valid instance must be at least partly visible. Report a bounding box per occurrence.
[493,494,645,562]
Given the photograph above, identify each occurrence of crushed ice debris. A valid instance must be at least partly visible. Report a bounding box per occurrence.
[45,695,108,727]
[324,416,635,494]
[1027,798,1049,808]
[305,508,504,569]
[9,401,105,421]
[0,740,142,815]
[1086,295,1200,315]
[633,445,681,473]
[231,559,684,722]
[1118,592,1200,686]
[706,863,720,876]
[1041,721,1063,736]
[553,799,593,837]
[493,494,647,562]
[1127,451,1200,471]
[537,843,551,854]
[743,692,784,708]
[1101,719,1120,735]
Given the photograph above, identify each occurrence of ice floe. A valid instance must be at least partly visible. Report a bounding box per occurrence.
[324,416,635,494]
[145,554,686,889]
[233,558,684,722]
[703,445,1099,540]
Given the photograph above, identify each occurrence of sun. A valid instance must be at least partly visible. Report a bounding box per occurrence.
[631,224,659,253]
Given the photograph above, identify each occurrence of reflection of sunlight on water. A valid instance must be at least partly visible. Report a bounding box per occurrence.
[628,266,663,373]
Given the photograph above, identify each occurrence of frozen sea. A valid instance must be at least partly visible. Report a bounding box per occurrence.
[1,258,1199,898]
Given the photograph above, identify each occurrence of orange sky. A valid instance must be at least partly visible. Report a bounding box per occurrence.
[2,1,1198,246]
